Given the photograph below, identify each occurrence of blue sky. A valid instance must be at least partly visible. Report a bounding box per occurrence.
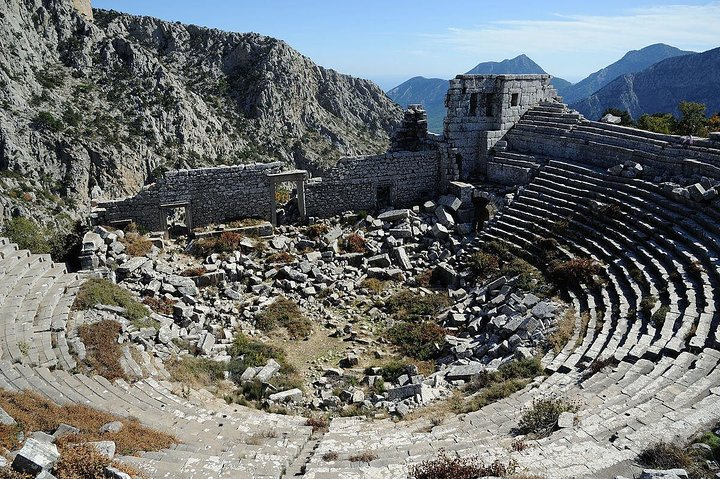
[93,1,720,90]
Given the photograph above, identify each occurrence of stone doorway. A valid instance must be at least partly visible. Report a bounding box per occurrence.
[160,202,192,239]
[267,170,308,226]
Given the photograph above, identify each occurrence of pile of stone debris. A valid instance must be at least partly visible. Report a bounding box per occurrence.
[76,190,564,417]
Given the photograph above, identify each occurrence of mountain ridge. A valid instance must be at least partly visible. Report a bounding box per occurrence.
[0,0,403,228]
[573,47,720,120]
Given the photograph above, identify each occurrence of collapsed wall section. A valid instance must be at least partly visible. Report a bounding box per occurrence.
[305,149,447,217]
[94,162,283,231]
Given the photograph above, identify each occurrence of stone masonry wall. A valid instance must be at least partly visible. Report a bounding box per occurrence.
[444,75,557,178]
[305,150,445,217]
[95,162,283,231]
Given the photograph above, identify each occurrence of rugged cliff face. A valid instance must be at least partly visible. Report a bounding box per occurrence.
[0,0,402,226]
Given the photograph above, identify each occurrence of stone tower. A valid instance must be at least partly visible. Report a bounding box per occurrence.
[444,74,557,179]
[71,0,93,21]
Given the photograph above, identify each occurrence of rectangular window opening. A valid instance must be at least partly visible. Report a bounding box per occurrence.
[511,93,520,107]
[469,93,478,116]
[485,93,495,117]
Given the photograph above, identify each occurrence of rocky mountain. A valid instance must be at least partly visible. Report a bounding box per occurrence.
[387,55,569,132]
[0,0,402,229]
[560,43,693,104]
[573,47,720,121]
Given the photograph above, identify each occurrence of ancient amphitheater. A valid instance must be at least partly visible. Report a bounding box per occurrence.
[3,74,720,478]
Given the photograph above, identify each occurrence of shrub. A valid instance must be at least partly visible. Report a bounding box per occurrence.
[1,217,51,254]
[458,358,543,413]
[517,397,579,438]
[266,251,295,264]
[180,266,207,277]
[409,451,517,479]
[168,356,226,388]
[547,258,601,287]
[344,232,367,253]
[348,451,377,463]
[255,297,311,339]
[142,296,176,315]
[640,295,657,315]
[638,442,693,469]
[386,321,446,360]
[32,111,64,132]
[322,451,339,461]
[226,333,293,378]
[73,278,148,322]
[193,231,245,257]
[652,306,670,328]
[77,320,126,381]
[688,260,704,278]
[469,251,499,278]
[500,258,547,293]
[385,290,450,322]
[369,359,417,383]
[305,416,329,433]
[359,278,388,294]
[306,223,329,239]
[120,232,152,256]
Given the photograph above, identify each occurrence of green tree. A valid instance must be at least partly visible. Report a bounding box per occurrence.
[708,113,720,133]
[636,113,677,135]
[677,101,707,136]
[601,108,633,126]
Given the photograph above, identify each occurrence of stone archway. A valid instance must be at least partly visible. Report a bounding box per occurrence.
[267,170,308,226]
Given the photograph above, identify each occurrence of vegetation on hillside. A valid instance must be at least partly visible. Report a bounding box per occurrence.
[603,101,720,137]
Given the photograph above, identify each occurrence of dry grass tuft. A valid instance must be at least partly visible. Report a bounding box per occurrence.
[0,389,176,455]
[77,320,126,381]
[120,232,152,257]
[348,451,378,463]
[255,297,312,339]
[548,308,576,354]
[55,443,142,479]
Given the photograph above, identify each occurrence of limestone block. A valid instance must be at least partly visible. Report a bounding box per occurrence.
[12,438,60,474]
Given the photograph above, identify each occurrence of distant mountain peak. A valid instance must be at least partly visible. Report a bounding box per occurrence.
[465,54,546,75]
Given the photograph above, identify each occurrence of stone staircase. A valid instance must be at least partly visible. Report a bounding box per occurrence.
[0,237,313,479]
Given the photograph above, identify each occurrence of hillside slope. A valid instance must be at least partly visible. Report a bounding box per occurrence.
[0,0,402,226]
[573,47,720,120]
[562,43,693,105]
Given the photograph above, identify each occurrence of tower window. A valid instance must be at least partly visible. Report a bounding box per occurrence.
[469,93,478,116]
[511,93,520,106]
[485,93,495,117]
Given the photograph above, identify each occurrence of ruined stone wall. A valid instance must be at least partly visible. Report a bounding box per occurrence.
[305,150,446,217]
[445,75,557,178]
[95,163,283,230]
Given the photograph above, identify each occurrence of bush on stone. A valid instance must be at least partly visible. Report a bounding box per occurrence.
[254,297,312,339]
[386,321,446,360]
[517,397,579,438]
[73,278,149,322]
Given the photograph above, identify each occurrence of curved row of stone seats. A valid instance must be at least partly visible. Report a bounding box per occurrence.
[304,345,720,478]
[505,105,720,180]
[0,359,312,478]
[0,238,83,370]
[489,161,718,367]
[0,238,312,478]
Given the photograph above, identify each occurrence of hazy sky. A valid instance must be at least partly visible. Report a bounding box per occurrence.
[93,1,720,90]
